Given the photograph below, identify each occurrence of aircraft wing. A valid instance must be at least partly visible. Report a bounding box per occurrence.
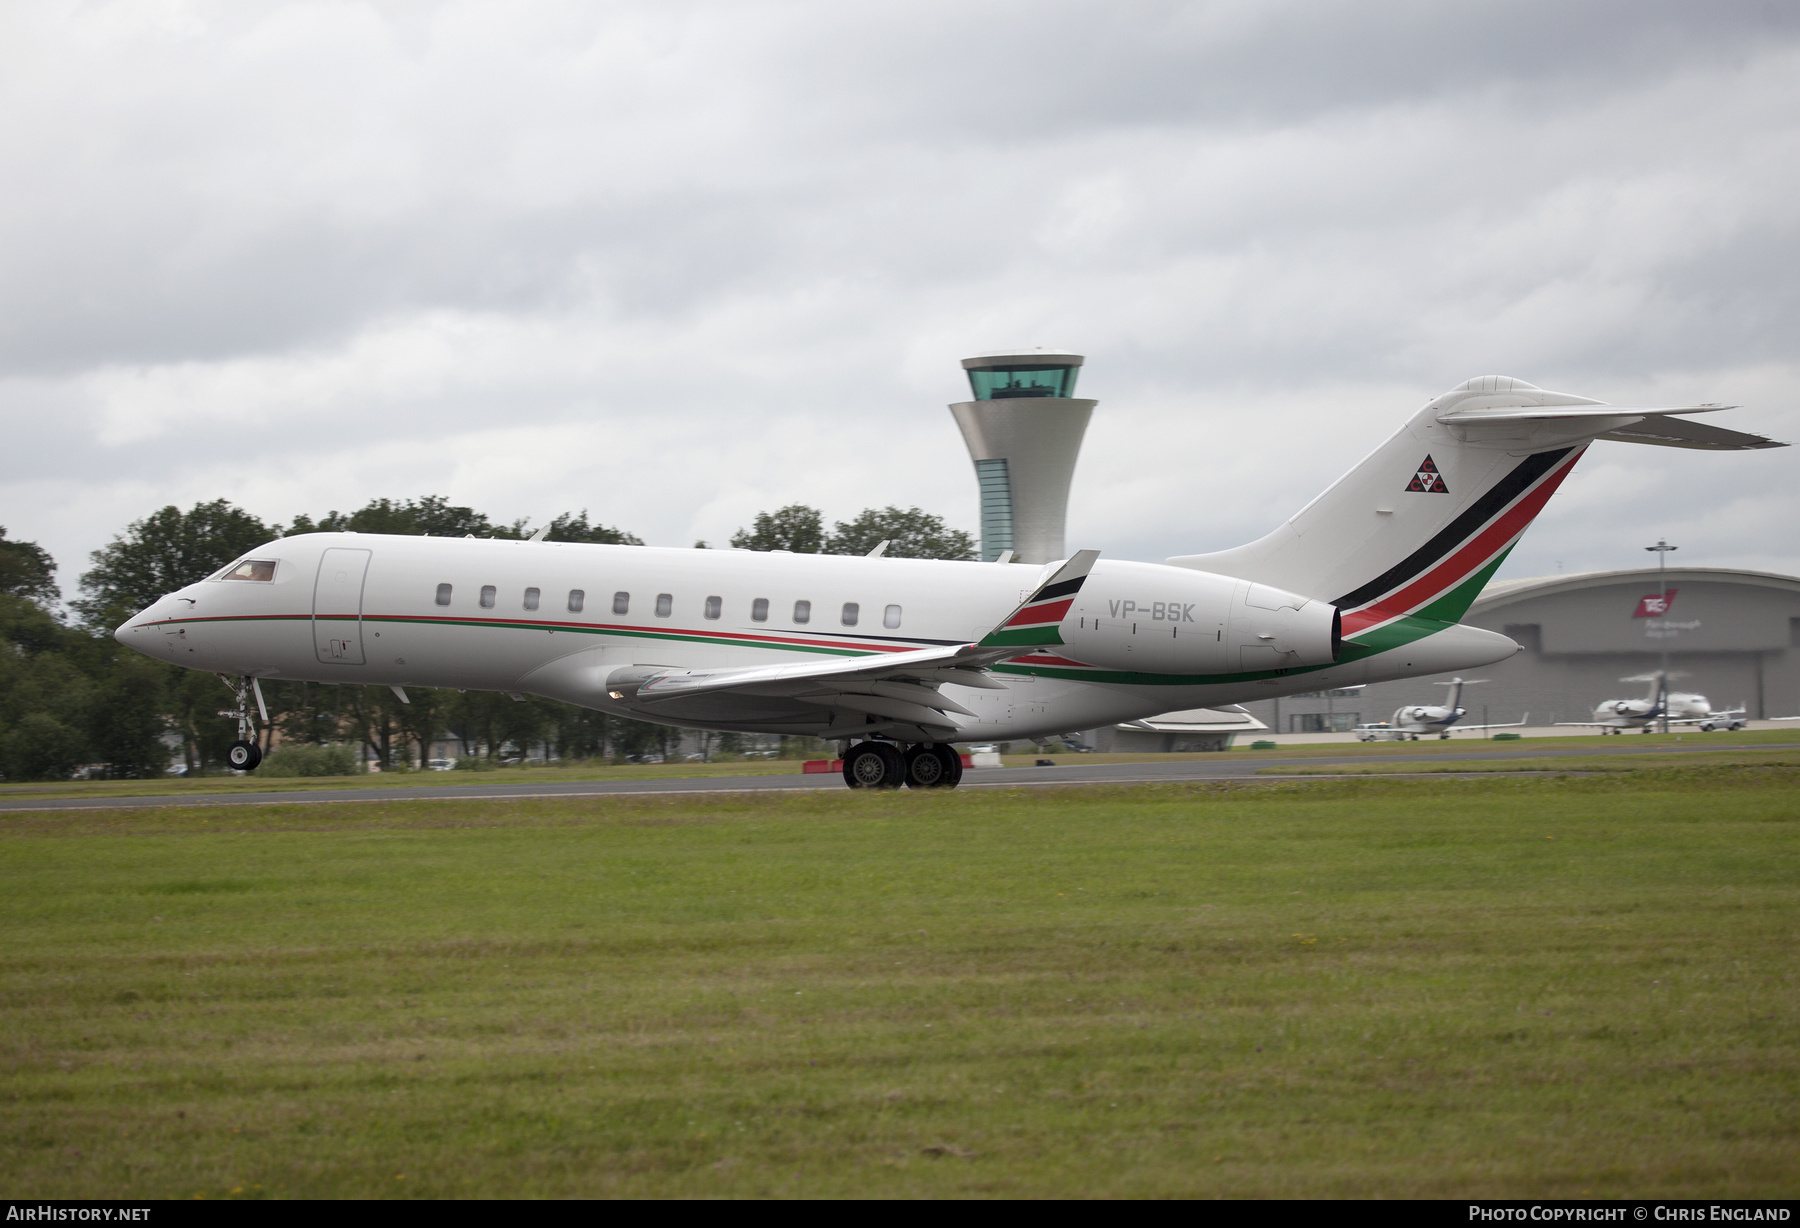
[1666,708,1747,726]
[1451,713,1529,731]
[601,551,1101,742]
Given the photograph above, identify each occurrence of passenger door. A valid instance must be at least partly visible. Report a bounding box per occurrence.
[313,548,372,665]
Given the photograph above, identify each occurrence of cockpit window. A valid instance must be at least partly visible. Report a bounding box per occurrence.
[222,559,277,582]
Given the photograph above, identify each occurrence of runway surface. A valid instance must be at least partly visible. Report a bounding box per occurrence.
[2,741,1794,812]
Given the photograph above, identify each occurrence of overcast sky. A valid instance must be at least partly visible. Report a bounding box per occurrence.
[4,0,1797,603]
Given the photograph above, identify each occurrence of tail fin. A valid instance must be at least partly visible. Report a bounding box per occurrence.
[1168,376,1783,642]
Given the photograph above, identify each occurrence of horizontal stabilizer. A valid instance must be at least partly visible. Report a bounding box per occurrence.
[1597,416,1785,451]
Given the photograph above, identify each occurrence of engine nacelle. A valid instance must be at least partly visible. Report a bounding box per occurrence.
[1059,560,1339,675]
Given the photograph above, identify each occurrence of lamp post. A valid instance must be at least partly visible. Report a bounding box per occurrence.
[1646,539,1677,733]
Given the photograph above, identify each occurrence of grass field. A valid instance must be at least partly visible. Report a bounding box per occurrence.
[2,764,1796,1198]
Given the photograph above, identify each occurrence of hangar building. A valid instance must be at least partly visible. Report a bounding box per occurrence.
[1234,566,1800,734]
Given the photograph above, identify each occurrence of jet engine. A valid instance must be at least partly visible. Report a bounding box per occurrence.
[1060,560,1339,676]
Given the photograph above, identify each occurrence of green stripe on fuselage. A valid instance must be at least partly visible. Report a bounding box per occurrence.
[977,626,1064,648]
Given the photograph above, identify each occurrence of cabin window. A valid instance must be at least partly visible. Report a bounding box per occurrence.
[793,599,811,624]
[223,559,277,582]
[884,604,902,629]
[841,602,859,626]
[655,593,673,618]
[751,597,769,622]
[567,589,585,613]
[704,595,722,620]
[480,585,496,609]
[435,583,453,606]
[613,591,630,615]
[523,587,540,611]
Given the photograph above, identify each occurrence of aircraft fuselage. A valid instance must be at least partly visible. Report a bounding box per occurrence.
[119,532,1520,742]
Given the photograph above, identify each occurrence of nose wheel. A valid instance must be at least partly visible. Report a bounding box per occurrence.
[217,673,268,772]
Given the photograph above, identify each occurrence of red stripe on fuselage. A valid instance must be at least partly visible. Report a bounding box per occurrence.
[141,611,930,655]
[1342,447,1585,636]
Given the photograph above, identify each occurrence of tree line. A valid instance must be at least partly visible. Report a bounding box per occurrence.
[0,498,973,780]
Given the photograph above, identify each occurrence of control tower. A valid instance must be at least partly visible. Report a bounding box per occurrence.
[949,349,1097,564]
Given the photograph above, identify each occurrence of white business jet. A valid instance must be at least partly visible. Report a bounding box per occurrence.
[1380,678,1528,740]
[116,377,1781,789]
[1558,673,1747,734]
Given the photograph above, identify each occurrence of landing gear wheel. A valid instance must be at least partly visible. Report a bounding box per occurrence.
[227,740,262,771]
[903,744,961,789]
[842,742,903,789]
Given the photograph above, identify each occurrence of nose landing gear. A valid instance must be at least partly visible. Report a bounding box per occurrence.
[218,673,268,772]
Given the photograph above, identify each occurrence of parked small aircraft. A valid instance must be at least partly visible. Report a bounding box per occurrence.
[1368,677,1528,739]
[1558,673,1747,733]
[115,376,1782,788]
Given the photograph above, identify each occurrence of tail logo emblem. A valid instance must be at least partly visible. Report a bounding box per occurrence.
[1406,455,1449,494]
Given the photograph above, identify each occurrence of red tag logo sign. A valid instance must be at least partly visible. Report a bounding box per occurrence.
[1633,590,1677,618]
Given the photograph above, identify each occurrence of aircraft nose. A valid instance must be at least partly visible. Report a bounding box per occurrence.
[113,597,165,649]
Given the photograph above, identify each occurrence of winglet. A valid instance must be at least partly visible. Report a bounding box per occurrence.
[977,550,1100,649]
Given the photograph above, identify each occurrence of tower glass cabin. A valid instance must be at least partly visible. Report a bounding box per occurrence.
[950,350,1096,564]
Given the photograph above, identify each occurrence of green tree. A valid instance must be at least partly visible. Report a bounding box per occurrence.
[0,593,98,781]
[825,506,976,560]
[0,591,69,658]
[288,498,643,546]
[86,656,169,777]
[0,527,58,604]
[541,510,643,545]
[0,712,89,781]
[166,669,238,774]
[272,680,354,750]
[289,495,497,539]
[75,500,274,628]
[609,716,671,763]
[341,685,407,770]
[730,505,825,553]
[394,686,450,769]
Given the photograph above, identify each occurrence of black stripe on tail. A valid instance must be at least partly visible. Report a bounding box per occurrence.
[1331,447,1574,610]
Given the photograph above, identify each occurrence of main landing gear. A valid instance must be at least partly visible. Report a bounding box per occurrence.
[218,673,266,772]
[840,741,963,790]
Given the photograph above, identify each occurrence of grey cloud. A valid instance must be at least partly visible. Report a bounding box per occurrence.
[2,0,1798,587]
